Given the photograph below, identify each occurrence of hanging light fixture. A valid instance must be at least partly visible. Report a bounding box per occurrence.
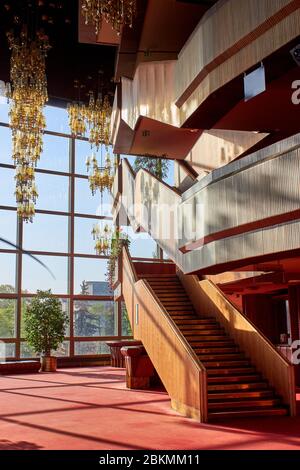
[91,222,112,255]
[81,0,137,36]
[67,80,87,137]
[86,149,115,195]
[7,26,50,222]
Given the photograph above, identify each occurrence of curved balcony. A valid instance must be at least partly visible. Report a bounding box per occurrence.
[114,133,300,275]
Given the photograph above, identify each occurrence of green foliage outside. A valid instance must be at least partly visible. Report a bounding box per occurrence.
[23,290,68,356]
[133,156,169,180]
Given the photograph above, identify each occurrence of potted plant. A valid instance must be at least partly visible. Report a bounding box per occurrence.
[24,290,69,372]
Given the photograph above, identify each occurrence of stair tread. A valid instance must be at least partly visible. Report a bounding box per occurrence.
[208,390,274,400]
[207,367,257,376]
[208,375,262,384]
[208,382,269,392]
[208,398,281,410]
[204,360,251,368]
[208,408,288,419]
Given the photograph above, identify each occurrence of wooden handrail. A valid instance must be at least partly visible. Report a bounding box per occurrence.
[179,272,297,416]
[122,246,208,422]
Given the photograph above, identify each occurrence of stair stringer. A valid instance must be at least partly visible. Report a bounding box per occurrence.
[178,271,297,417]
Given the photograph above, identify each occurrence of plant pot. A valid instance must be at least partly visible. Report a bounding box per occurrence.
[40,356,57,372]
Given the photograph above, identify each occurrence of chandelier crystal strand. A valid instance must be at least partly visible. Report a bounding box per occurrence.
[7,27,50,222]
[67,80,87,137]
[81,0,137,35]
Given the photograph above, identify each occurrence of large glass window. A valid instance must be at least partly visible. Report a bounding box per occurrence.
[74,257,108,295]
[0,210,17,249]
[0,110,129,359]
[0,254,17,293]
[74,300,116,337]
[22,255,68,294]
[23,213,69,253]
[35,173,69,212]
[38,134,70,173]
[0,298,16,338]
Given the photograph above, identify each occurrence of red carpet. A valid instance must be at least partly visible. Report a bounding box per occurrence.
[0,367,299,450]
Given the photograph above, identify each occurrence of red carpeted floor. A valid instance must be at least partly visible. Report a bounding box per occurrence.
[0,367,299,450]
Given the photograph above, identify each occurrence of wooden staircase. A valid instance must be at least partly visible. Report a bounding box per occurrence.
[141,273,289,420]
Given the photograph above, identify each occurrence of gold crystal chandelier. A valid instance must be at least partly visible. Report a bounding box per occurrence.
[86,151,115,195]
[67,80,87,137]
[81,0,137,35]
[7,27,50,222]
[85,91,111,150]
[92,222,112,255]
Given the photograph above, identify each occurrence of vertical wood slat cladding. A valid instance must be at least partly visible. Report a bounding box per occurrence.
[112,0,300,133]
[122,248,208,421]
[175,0,300,120]
[179,273,296,416]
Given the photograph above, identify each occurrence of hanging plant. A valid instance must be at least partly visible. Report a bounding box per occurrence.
[106,228,130,288]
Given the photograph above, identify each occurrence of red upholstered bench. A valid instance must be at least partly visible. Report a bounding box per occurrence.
[105,340,142,368]
[0,361,41,375]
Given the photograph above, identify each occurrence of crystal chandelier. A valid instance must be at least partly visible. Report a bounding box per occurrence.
[7,27,50,222]
[91,222,112,255]
[85,91,111,150]
[86,151,115,195]
[67,80,87,137]
[81,0,137,35]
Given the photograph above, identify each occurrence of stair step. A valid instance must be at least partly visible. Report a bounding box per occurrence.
[208,398,281,411]
[170,315,198,320]
[208,374,262,384]
[189,341,236,348]
[208,407,288,420]
[197,353,245,361]
[195,347,239,354]
[162,301,194,307]
[208,390,274,401]
[204,360,251,368]
[184,335,227,341]
[165,306,195,312]
[180,324,223,331]
[174,319,218,325]
[208,382,269,392]
[207,367,257,376]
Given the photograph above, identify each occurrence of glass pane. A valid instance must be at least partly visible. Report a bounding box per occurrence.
[0,167,16,207]
[121,302,132,336]
[74,217,113,255]
[45,105,70,134]
[74,257,108,294]
[75,139,92,175]
[74,300,116,337]
[53,341,70,357]
[0,298,16,338]
[38,134,70,173]
[22,255,68,294]
[0,126,12,165]
[21,297,69,337]
[124,226,157,259]
[0,254,16,293]
[20,342,39,359]
[35,173,69,212]
[74,341,110,355]
[0,210,17,249]
[0,99,9,123]
[0,342,15,359]
[75,177,112,216]
[23,213,69,253]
